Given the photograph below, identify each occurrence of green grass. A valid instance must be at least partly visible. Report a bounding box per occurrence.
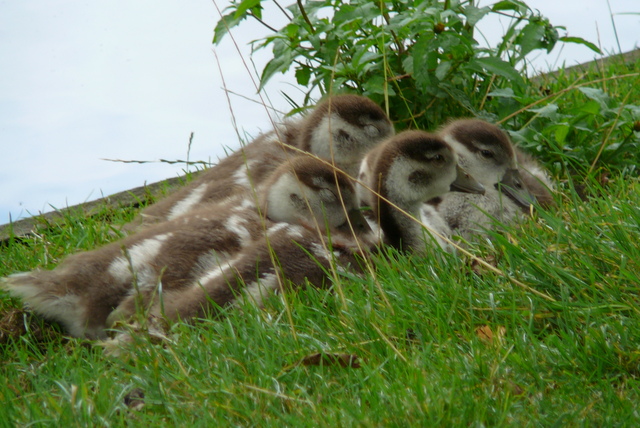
[1,60,640,425]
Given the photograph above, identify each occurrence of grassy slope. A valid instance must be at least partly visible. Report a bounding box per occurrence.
[1,59,639,426]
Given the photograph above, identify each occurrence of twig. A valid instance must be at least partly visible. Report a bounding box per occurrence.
[248,11,278,33]
[273,0,292,21]
[297,0,315,34]
[101,158,212,166]
[220,88,287,115]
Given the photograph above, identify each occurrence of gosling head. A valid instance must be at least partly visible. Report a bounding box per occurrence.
[261,156,370,235]
[298,94,395,176]
[370,130,485,209]
[439,119,534,208]
[365,130,484,251]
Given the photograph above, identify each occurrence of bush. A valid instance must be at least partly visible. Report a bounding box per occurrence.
[214,0,639,177]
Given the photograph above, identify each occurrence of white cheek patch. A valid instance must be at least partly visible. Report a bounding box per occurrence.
[386,158,423,205]
[108,233,171,285]
[168,183,209,220]
[309,114,376,163]
[265,174,302,223]
[446,136,507,186]
[308,115,338,160]
[357,154,375,206]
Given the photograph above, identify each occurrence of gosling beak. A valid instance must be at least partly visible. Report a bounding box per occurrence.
[336,208,372,235]
[496,168,535,209]
[450,165,485,195]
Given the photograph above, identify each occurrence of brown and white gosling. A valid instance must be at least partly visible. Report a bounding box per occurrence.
[106,165,375,326]
[358,130,485,253]
[107,213,375,325]
[1,156,369,339]
[126,94,394,231]
[421,119,553,241]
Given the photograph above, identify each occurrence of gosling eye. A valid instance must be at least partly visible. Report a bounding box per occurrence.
[480,150,494,158]
[428,154,445,162]
[363,124,379,136]
[337,130,352,142]
[318,188,338,203]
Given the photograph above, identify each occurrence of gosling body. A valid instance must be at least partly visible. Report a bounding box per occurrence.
[2,156,367,339]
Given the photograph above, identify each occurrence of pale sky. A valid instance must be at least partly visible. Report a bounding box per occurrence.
[0,0,638,225]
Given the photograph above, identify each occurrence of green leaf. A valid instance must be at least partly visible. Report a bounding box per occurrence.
[559,36,602,54]
[554,124,570,146]
[435,61,452,80]
[440,83,475,114]
[234,0,261,18]
[529,103,559,119]
[295,67,312,86]
[579,87,609,104]
[363,75,388,96]
[487,88,515,98]
[491,0,529,14]
[285,23,301,40]
[469,57,524,86]
[518,21,547,57]
[259,40,294,90]
[464,5,491,26]
[412,35,437,93]
[213,12,245,45]
[578,100,602,116]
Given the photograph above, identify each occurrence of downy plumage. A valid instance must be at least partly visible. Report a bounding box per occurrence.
[2,156,369,339]
[421,119,552,242]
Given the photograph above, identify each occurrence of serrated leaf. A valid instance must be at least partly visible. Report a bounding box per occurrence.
[435,60,452,80]
[469,57,524,86]
[491,0,529,13]
[234,0,261,18]
[259,46,293,90]
[464,5,491,26]
[412,35,437,92]
[295,67,311,86]
[559,36,602,54]
[529,103,559,118]
[213,12,245,45]
[518,21,547,57]
[578,100,602,116]
[487,88,515,98]
[578,86,609,103]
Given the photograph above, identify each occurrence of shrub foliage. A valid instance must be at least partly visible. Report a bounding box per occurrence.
[214,0,639,177]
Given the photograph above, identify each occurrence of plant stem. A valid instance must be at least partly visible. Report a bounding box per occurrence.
[297,0,315,34]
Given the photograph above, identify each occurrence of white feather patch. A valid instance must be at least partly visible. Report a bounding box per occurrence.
[108,234,170,284]
[168,183,209,220]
